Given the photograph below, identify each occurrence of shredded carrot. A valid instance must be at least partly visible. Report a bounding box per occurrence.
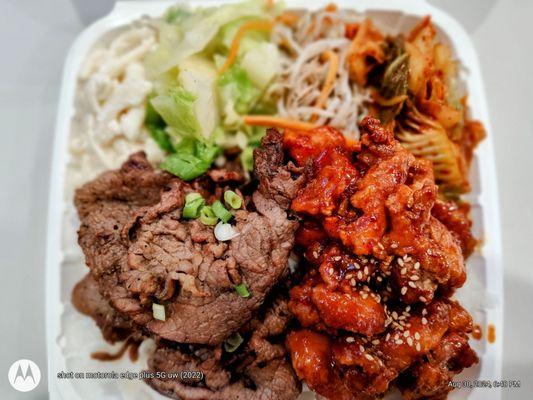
[277,12,299,26]
[311,50,339,122]
[325,3,338,12]
[218,20,273,75]
[243,115,316,131]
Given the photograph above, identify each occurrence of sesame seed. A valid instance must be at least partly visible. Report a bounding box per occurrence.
[415,332,421,340]
[372,339,380,345]
[357,271,363,280]
[414,262,420,270]
[359,345,365,352]
[421,317,428,325]
[362,258,368,264]
[354,263,361,269]
[398,316,406,320]
[361,292,368,299]
[398,258,404,267]
[350,278,356,286]
[391,243,398,249]
[334,256,341,261]
[377,276,383,282]
[312,251,319,258]
[419,296,427,302]
[365,354,374,361]
[411,275,420,281]
[416,343,421,351]
[408,281,416,288]
[378,243,384,250]
[407,337,413,346]
[346,336,355,343]
[392,311,398,319]
[329,268,334,275]
[405,306,411,312]
[422,308,427,316]
[401,287,407,295]
[401,267,407,275]
[395,339,403,345]
[404,256,412,262]
[386,333,391,341]
[364,266,369,275]
[403,331,410,338]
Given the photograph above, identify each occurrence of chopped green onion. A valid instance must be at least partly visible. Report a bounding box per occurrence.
[185,192,203,202]
[234,283,250,298]
[152,303,166,321]
[200,206,218,226]
[224,333,243,353]
[224,190,242,210]
[183,197,205,219]
[212,200,233,223]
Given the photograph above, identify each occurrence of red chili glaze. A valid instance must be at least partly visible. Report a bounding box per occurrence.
[284,117,478,400]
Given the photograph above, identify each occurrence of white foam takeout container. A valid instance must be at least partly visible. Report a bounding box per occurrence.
[46,0,504,399]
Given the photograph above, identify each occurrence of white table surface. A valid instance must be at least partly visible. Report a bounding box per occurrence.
[0,0,531,399]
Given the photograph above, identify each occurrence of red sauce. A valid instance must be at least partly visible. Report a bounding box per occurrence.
[488,324,496,343]
[471,324,482,340]
[284,118,479,400]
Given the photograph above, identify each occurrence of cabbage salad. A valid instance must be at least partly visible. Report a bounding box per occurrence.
[144,0,283,180]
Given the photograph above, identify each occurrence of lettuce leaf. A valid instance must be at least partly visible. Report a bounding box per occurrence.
[145,0,267,77]
[218,65,261,116]
[145,100,174,153]
[164,6,191,23]
[149,126,174,153]
[160,137,220,181]
[178,56,219,139]
[150,87,201,140]
[240,42,280,90]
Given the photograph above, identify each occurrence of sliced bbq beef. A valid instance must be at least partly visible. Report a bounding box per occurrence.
[145,297,301,400]
[74,150,298,345]
[72,273,137,343]
[253,128,305,209]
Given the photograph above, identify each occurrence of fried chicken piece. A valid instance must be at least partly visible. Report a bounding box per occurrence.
[283,126,348,166]
[287,117,467,302]
[286,330,354,400]
[284,118,477,400]
[289,271,387,337]
[432,199,477,257]
[292,148,359,216]
[398,330,478,399]
[287,300,477,400]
